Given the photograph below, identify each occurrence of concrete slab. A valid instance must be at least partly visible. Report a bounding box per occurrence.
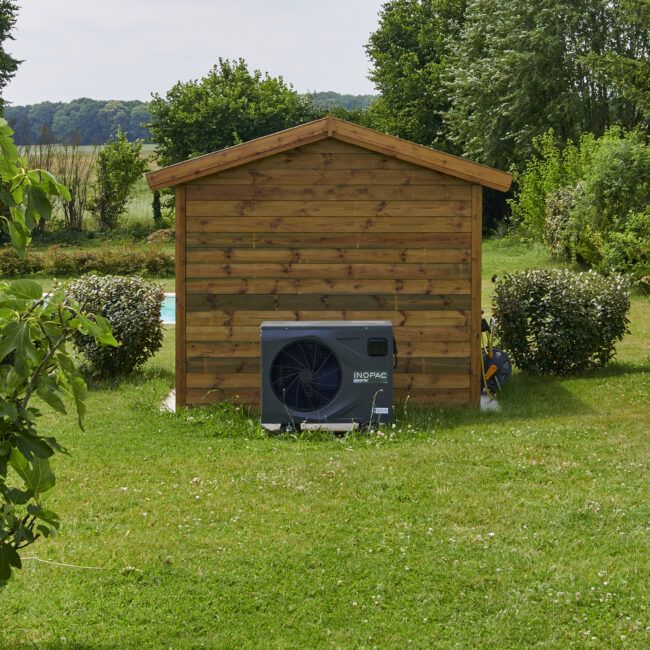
[161,389,176,413]
[480,392,501,412]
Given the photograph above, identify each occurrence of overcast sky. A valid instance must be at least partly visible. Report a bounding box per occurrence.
[6,0,384,105]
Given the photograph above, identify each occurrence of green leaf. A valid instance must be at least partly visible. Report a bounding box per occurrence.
[55,351,75,373]
[4,487,33,505]
[27,504,60,530]
[0,187,14,207]
[0,321,23,362]
[41,321,63,340]
[36,524,53,538]
[0,152,16,178]
[59,184,71,202]
[0,119,19,162]
[36,380,67,415]
[25,186,53,223]
[10,449,56,495]
[0,401,18,422]
[0,542,21,581]
[69,374,88,429]
[9,279,43,300]
[7,220,29,257]
[15,433,55,461]
[32,169,70,201]
[43,436,66,455]
[0,321,37,376]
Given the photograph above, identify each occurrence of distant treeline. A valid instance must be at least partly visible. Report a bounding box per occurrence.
[3,92,377,145]
[5,98,151,145]
[308,91,376,111]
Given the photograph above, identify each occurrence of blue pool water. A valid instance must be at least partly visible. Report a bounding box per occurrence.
[161,294,175,324]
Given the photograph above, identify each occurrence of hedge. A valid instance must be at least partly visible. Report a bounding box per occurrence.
[0,246,174,277]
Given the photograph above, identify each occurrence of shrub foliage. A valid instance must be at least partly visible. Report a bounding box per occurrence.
[511,128,650,283]
[92,129,149,231]
[67,275,164,376]
[510,129,597,239]
[601,209,650,288]
[0,246,174,277]
[569,131,650,269]
[543,184,583,258]
[493,270,630,375]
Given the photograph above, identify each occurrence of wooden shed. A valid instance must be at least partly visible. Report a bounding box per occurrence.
[146,115,512,409]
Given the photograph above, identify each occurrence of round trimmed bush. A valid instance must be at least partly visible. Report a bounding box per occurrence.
[67,275,165,376]
[492,269,630,375]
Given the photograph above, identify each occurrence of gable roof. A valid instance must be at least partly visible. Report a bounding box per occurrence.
[145,115,513,192]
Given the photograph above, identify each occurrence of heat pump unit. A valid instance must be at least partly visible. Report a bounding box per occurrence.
[260,321,393,431]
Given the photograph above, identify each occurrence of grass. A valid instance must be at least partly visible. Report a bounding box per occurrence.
[1,242,649,648]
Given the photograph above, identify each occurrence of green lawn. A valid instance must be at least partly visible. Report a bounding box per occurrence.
[1,241,649,648]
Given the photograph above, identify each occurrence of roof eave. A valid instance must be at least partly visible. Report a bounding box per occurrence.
[145,116,513,192]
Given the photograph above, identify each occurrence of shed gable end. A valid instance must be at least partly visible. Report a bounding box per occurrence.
[180,137,478,408]
[146,116,512,191]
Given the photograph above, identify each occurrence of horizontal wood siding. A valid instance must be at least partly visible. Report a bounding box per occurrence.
[187,216,470,232]
[185,232,471,248]
[185,279,471,295]
[182,138,474,408]
[185,388,470,407]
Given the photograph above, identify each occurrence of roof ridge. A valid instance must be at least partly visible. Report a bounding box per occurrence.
[146,116,512,192]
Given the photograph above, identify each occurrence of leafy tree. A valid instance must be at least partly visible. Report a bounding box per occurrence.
[4,101,60,145]
[366,0,468,150]
[0,1,20,110]
[128,102,151,140]
[581,0,650,124]
[51,98,112,145]
[5,91,381,147]
[99,100,130,138]
[445,0,649,170]
[0,118,116,586]
[148,58,316,166]
[367,0,648,171]
[98,100,151,142]
[314,104,377,128]
[92,128,148,230]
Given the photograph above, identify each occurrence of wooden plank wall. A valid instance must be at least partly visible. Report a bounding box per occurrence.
[175,185,187,408]
[181,138,479,408]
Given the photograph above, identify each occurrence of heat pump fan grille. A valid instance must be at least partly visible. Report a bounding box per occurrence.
[271,340,342,412]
